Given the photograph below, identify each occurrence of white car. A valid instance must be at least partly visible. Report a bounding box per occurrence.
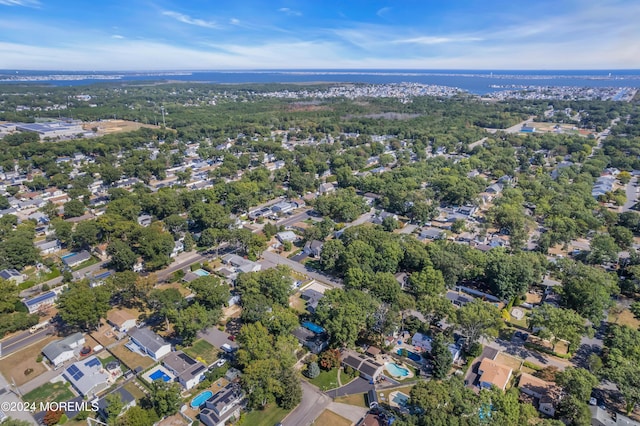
[214,358,227,368]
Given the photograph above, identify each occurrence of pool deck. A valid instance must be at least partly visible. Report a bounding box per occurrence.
[142,365,175,384]
[388,391,409,409]
[383,362,415,380]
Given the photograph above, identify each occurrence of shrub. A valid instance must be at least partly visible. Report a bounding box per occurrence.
[36,354,43,363]
[305,361,320,379]
[41,283,50,291]
[466,342,482,358]
[319,349,341,370]
[344,365,354,376]
[24,368,34,376]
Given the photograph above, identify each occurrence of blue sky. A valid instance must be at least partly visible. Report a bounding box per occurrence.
[1,0,639,70]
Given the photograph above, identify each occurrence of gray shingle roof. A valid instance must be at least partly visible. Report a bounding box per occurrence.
[127,327,169,354]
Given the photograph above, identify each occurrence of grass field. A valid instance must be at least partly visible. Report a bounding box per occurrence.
[0,335,56,386]
[609,308,640,329]
[495,353,523,372]
[123,380,147,401]
[334,392,367,408]
[23,381,75,405]
[307,368,339,390]
[110,340,155,371]
[243,404,289,426]
[312,409,351,426]
[184,339,219,365]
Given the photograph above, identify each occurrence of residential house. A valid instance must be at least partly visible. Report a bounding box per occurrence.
[107,310,137,333]
[276,231,297,243]
[137,214,153,227]
[358,413,385,426]
[0,268,25,284]
[485,183,504,195]
[162,351,207,390]
[445,290,474,307]
[300,288,324,314]
[518,373,560,417]
[372,211,398,226]
[292,326,329,354]
[220,253,261,274]
[271,201,296,215]
[35,239,61,255]
[127,327,171,360]
[199,383,245,426]
[171,240,184,258]
[42,332,86,367]
[318,182,335,194]
[418,228,444,241]
[411,333,433,352]
[341,351,383,382]
[23,290,58,313]
[590,406,640,426]
[478,358,513,391]
[303,240,324,258]
[62,250,91,268]
[63,356,110,397]
[93,243,109,261]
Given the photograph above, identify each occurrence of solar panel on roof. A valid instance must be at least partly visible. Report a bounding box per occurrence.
[67,365,84,381]
[85,358,101,368]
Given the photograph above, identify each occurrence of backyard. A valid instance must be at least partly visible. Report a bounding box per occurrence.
[23,381,75,405]
[110,340,155,371]
[183,339,219,365]
[0,335,56,386]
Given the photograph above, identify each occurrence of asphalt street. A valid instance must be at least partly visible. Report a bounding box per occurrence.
[0,325,53,358]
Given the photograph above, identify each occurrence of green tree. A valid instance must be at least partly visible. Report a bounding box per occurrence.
[171,302,217,345]
[305,361,320,378]
[57,281,111,331]
[559,261,618,323]
[529,305,588,352]
[557,367,598,402]
[609,226,634,249]
[186,275,230,310]
[105,392,124,424]
[278,367,302,409]
[314,289,379,347]
[455,299,502,348]
[149,381,182,418]
[51,218,73,245]
[586,233,620,265]
[107,240,138,272]
[236,265,292,306]
[431,333,452,379]
[116,406,158,426]
[148,288,186,330]
[63,199,85,218]
[72,220,100,250]
[556,395,591,426]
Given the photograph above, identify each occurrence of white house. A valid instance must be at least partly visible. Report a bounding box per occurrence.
[199,383,245,426]
[162,351,207,390]
[63,356,110,397]
[127,327,171,360]
[35,239,61,255]
[276,231,297,243]
[42,332,85,367]
[107,309,137,333]
[23,290,58,313]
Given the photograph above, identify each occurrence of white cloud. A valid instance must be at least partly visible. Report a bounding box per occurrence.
[0,0,39,6]
[111,34,125,39]
[161,10,220,29]
[230,18,240,25]
[395,36,483,45]
[376,7,391,17]
[278,7,302,16]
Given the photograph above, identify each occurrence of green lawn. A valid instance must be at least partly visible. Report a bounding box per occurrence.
[307,368,339,391]
[184,339,219,365]
[243,405,289,426]
[72,256,100,271]
[23,381,75,405]
[99,355,117,367]
[123,380,147,401]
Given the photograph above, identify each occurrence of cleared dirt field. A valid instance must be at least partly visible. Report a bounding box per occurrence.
[0,335,57,386]
[83,119,161,135]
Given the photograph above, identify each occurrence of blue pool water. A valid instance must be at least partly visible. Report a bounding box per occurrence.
[191,390,213,408]
[397,349,422,362]
[385,363,410,377]
[301,321,325,334]
[392,392,410,406]
[194,269,210,276]
[61,252,77,259]
[149,369,171,382]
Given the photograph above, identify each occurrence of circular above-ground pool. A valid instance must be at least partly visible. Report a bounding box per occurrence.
[191,390,213,409]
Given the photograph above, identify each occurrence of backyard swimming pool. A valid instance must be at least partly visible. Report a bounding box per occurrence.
[392,392,409,406]
[397,348,422,362]
[194,269,210,276]
[190,390,213,408]
[385,362,410,377]
[149,369,171,382]
[61,252,76,259]
[301,321,325,334]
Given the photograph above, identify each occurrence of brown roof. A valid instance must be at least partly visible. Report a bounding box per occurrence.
[366,346,381,356]
[518,373,560,402]
[358,414,383,426]
[479,358,512,390]
[107,310,136,327]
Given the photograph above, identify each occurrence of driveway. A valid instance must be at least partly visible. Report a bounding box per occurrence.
[197,327,238,351]
[282,380,331,426]
[329,377,374,399]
